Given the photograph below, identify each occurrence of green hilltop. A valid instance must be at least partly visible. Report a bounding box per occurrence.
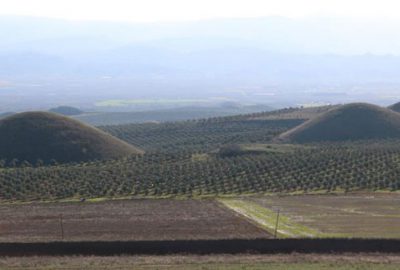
[0,112,143,164]
[277,103,400,143]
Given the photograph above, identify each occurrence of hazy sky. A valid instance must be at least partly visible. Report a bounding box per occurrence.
[0,0,399,22]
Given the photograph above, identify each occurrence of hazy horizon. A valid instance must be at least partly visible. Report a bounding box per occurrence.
[2,0,400,23]
[1,1,400,113]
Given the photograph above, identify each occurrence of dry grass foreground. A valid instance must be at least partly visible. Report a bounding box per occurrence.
[0,253,399,269]
[221,193,400,238]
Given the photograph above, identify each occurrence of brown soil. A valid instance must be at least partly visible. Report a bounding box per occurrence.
[0,199,271,242]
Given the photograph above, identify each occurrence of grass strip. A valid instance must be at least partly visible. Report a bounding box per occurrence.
[219,198,328,238]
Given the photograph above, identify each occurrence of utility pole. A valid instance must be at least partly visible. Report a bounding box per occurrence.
[59,214,64,240]
[274,209,280,239]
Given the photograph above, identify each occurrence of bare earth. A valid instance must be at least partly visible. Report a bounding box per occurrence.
[0,199,270,242]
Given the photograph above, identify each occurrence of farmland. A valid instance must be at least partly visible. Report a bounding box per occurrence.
[2,8,400,269]
[0,107,399,202]
[1,107,400,266]
[223,193,400,238]
[0,199,270,242]
[1,138,400,201]
[101,118,301,153]
[0,194,399,243]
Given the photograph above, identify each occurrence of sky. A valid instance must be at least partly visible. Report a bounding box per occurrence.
[0,0,399,22]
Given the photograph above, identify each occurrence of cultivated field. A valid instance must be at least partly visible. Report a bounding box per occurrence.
[1,194,399,243]
[0,199,270,242]
[223,193,400,238]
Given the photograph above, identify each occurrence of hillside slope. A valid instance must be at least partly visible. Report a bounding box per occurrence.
[0,112,143,164]
[388,102,400,113]
[251,105,337,121]
[277,103,400,143]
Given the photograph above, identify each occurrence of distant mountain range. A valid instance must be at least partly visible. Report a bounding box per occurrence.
[1,15,400,83]
[1,15,400,111]
[2,16,400,55]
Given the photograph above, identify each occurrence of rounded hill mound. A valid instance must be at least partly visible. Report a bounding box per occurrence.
[0,112,143,164]
[388,102,400,113]
[277,103,400,143]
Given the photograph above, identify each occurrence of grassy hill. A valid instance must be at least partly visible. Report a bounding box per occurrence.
[277,103,400,143]
[0,112,143,164]
[0,112,14,119]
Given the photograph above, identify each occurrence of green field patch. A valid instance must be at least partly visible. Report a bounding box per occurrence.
[191,153,210,162]
[239,143,310,154]
[249,194,400,238]
[217,143,310,158]
[219,198,332,238]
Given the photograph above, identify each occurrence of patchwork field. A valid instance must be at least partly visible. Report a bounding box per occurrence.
[1,194,399,244]
[0,199,270,242]
[222,193,400,238]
